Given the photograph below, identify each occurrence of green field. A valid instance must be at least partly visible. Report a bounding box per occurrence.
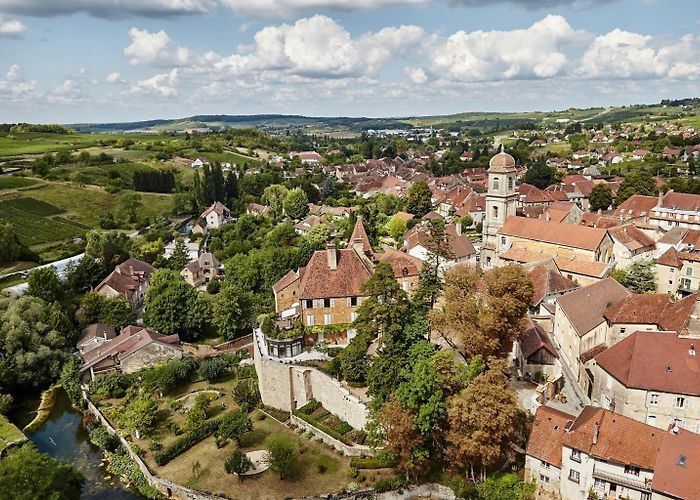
[0,414,26,454]
[2,196,63,216]
[0,177,40,190]
[0,197,84,245]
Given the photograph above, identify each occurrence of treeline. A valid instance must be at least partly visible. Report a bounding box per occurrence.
[133,170,176,193]
[7,123,75,134]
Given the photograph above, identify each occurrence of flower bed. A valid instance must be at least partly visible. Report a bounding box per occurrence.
[294,399,359,445]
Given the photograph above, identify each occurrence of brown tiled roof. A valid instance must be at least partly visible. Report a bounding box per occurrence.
[660,292,700,333]
[681,229,700,248]
[422,211,443,220]
[557,278,630,336]
[298,248,373,300]
[529,265,578,306]
[201,201,230,218]
[374,248,422,278]
[393,211,414,222]
[562,406,663,470]
[580,343,608,363]
[500,247,611,278]
[658,227,689,245]
[608,225,656,252]
[657,247,683,268]
[595,331,700,397]
[116,258,155,278]
[614,194,657,217]
[499,216,608,251]
[78,323,117,346]
[659,191,700,212]
[521,319,558,360]
[273,270,299,293]
[526,405,574,468]
[94,258,154,300]
[350,219,372,255]
[183,252,221,274]
[653,428,700,500]
[445,225,476,258]
[603,294,672,325]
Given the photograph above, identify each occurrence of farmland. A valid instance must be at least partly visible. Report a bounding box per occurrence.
[0,177,40,190]
[0,196,84,246]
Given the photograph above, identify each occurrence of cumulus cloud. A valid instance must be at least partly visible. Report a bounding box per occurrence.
[0,0,217,18]
[0,15,26,37]
[124,27,191,66]
[579,29,700,79]
[106,71,126,83]
[47,79,85,104]
[0,64,37,103]
[129,68,179,96]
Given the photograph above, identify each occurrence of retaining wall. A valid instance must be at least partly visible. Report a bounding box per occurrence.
[290,414,371,457]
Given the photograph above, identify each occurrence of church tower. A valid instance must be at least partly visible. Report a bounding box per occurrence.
[481,147,517,268]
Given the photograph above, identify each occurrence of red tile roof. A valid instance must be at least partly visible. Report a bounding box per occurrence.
[272,270,299,293]
[608,225,656,252]
[603,293,672,325]
[350,219,373,255]
[529,265,578,306]
[499,216,608,251]
[595,331,700,397]
[653,428,700,500]
[298,248,373,300]
[659,191,700,212]
[521,319,558,360]
[526,405,574,468]
[374,247,422,278]
[614,195,658,218]
[657,247,683,268]
[562,406,663,470]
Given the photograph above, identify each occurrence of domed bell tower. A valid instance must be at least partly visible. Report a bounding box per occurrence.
[481,146,517,268]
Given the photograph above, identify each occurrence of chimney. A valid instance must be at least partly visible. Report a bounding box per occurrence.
[593,421,599,445]
[129,265,134,275]
[657,189,664,207]
[327,243,337,270]
[455,222,462,236]
[352,238,364,255]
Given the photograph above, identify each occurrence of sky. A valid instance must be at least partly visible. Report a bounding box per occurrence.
[0,0,699,123]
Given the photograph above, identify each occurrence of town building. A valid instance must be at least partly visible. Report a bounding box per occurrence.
[481,148,518,268]
[93,258,155,311]
[180,252,224,288]
[193,201,231,235]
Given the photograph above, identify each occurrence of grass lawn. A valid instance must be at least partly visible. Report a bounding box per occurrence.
[0,413,26,453]
[0,177,40,190]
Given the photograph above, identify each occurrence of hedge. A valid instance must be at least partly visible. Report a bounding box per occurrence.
[373,474,407,493]
[350,453,397,469]
[154,415,223,466]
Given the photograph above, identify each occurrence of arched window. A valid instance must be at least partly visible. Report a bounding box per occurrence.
[493,177,499,190]
[492,205,499,218]
[501,236,506,245]
[508,177,513,190]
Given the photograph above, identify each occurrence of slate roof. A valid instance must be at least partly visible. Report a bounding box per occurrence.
[595,331,700,397]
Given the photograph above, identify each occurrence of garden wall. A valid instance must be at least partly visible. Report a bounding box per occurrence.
[290,414,371,457]
[254,329,369,429]
[83,393,226,500]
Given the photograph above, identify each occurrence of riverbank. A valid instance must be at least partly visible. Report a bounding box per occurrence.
[23,384,62,433]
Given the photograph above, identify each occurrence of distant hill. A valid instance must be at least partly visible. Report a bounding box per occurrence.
[67,99,700,135]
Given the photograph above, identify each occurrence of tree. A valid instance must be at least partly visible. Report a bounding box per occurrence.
[386,215,408,242]
[225,449,253,480]
[588,183,613,211]
[124,394,158,439]
[206,277,221,294]
[378,398,426,478]
[119,192,143,223]
[263,437,298,480]
[224,172,239,208]
[216,411,253,446]
[131,239,165,264]
[413,219,453,313]
[60,358,84,409]
[445,363,521,482]
[475,473,536,500]
[0,296,72,389]
[611,259,656,293]
[144,270,210,341]
[615,170,657,206]
[27,267,64,303]
[168,238,190,270]
[521,162,557,189]
[283,187,309,220]
[85,230,131,268]
[337,333,371,384]
[79,292,136,329]
[213,281,255,340]
[405,181,433,218]
[262,184,288,219]
[64,256,106,293]
[0,444,84,500]
[0,223,31,264]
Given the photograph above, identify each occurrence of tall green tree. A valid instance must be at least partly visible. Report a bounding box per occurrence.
[0,223,30,264]
[216,411,253,446]
[283,187,309,220]
[0,444,84,500]
[144,269,210,341]
[168,238,190,270]
[224,171,239,207]
[263,437,298,480]
[521,161,558,189]
[124,394,158,439]
[262,184,288,219]
[588,183,613,211]
[79,292,136,329]
[611,259,656,293]
[213,281,255,340]
[414,219,453,314]
[27,267,64,304]
[119,192,143,223]
[224,449,253,480]
[405,181,433,218]
[85,230,131,268]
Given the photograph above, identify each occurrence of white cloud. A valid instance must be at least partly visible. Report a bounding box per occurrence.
[0,64,37,103]
[579,29,700,79]
[47,79,84,104]
[422,15,585,82]
[0,15,26,37]
[124,27,190,66]
[0,0,217,18]
[219,0,424,16]
[129,68,179,96]
[106,72,126,84]
[408,67,428,84]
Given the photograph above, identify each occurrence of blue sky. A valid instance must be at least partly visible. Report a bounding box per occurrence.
[0,0,698,123]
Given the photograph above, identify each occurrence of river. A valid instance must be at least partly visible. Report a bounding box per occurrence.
[12,390,142,500]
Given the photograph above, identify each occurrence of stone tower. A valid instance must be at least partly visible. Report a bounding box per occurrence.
[480,147,517,268]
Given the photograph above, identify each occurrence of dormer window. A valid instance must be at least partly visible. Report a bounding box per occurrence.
[679,455,687,466]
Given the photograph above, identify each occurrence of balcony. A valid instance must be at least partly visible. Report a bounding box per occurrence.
[592,466,651,492]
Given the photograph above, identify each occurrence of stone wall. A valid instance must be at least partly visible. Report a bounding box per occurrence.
[121,342,184,374]
[290,414,371,457]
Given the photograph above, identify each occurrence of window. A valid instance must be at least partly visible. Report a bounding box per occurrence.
[324,314,332,325]
[687,267,693,276]
[323,298,331,308]
[539,474,549,483]
[641,492,651,500]
[679,455,687,466]
[492,177,499,190]
[351,312,358,322]
[568,469,580,483]
[305,299,314,309]
[647,415,657,426]
[306,315,315,326]
[594,478,606,489]
[350,296,358,307]
[674,418,685,428]
[624,465,640,476]
[650,393,659,406]
[620,327,626,334]
[501,236,506,245]
[492,205,499,218]
[540,461,550,469]
[675,397,687,409]
[570,449,581,462]
[508,177,513,190]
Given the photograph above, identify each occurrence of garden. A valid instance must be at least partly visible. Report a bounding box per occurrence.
[82,354,392,499]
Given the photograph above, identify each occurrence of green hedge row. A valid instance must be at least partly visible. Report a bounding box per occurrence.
[350,453,397,469]
[293,411,352,446]
[154,416,222,466]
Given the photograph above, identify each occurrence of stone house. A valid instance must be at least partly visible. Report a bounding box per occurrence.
[79,325,183,382]
[180,252,224,288]
[528,405,700,500]
[77,323,117,355]
[656,246,700,296]
[402,222,476,269]
[513,318,560,381]
[93,258,155,311]
[193,201,231,235]
[588,331,700,434]
[608,225,656,268]
[374,247,422,295]
[527,262,578,314]
[293,214,338,237]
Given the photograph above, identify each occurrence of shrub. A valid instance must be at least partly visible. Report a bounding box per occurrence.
[206,278,221,294]
[335,422,352,435]
[169,422,181,436]
[89,425,118,452]
[106,447,159,499]
[298,399,322,415]
[317,463,327,474]
[374,474,407,493]
[90,372,131,398]
[199,356,230,380]
[148,440,162,452]
[350,452,397,470]
[154,415,224,466]
[233,379,261,410]
[347,429,367,445]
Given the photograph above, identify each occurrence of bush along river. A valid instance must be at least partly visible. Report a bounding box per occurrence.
[11,389,142,499]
